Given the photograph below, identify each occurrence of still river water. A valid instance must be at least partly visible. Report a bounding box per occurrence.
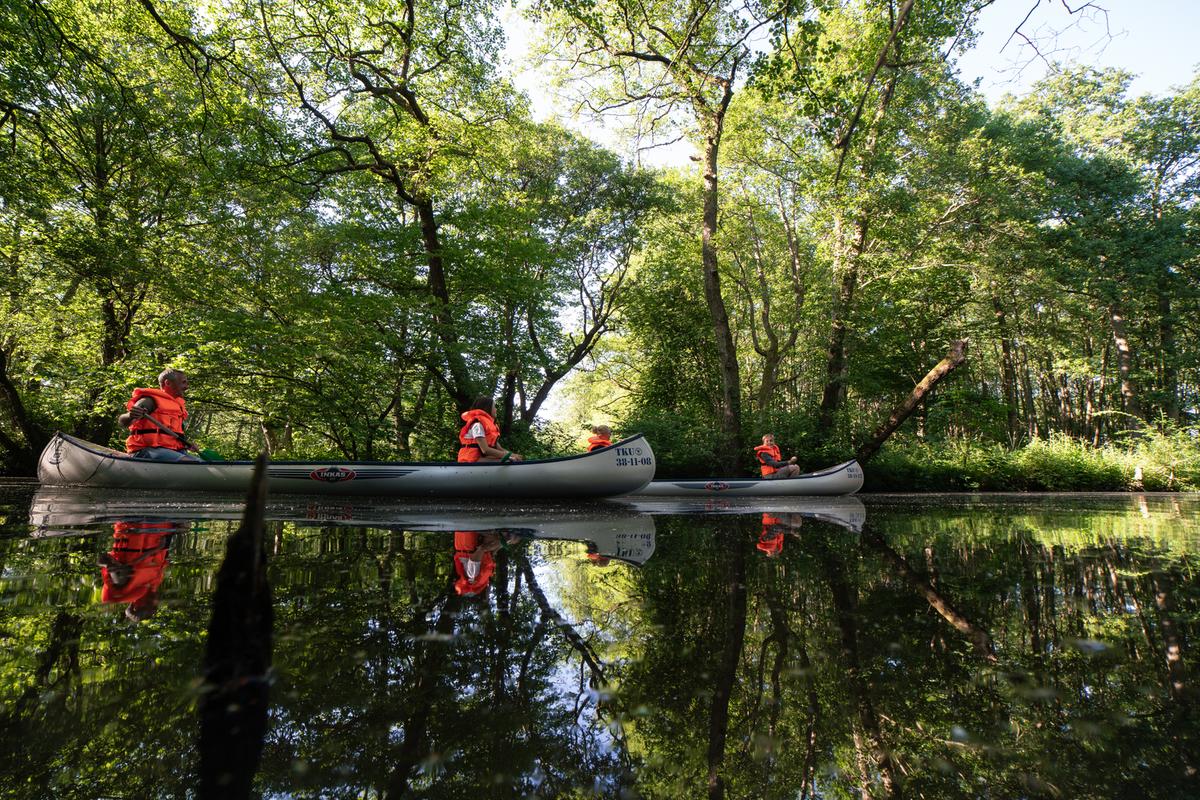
[0,481,1197,799]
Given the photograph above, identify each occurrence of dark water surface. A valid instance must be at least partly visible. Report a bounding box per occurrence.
[1,482,1196,799]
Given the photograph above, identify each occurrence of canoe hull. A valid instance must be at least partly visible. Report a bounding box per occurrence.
[37,432,656,499]
[29,488,658,565]
[629,459,863,496]
[614,495,866,532]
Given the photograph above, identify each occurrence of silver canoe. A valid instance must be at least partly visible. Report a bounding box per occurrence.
[28,488,658,566]
[614,495,866,532]
[37,431,656,498]
[628,459,863,496]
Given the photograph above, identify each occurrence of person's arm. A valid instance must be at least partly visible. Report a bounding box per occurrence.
[760,452,785,468]
[474,436,523,462]
[118,397,156,429]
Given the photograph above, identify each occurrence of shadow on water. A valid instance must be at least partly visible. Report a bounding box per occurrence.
[1,485,1198,798]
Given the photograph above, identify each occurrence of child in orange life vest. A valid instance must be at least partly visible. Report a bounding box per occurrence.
[457,396,523,463]
[753,433,800,479]
[757,513,785,557]
[117,368,201,462]
[452,530,521,596]
[586,424,613,452]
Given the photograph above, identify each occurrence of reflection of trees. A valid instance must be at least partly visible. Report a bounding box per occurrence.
[703,531,747,800]
[257,529,631,797]
[609,512,1198,799]
[860,527,996,661]
[817,533,903,799]
[2,505,1197,797]
[1,610,84,785]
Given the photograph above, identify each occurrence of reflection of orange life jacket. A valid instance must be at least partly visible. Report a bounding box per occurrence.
[757,513,784,556]
[754,444,782,477]
[457,409,501,462]
[125,387,188,452]
[101,522,175,605]
[587,435,612,452]
[453,531,495,595]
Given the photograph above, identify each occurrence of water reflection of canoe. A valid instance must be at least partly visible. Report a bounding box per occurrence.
[628,459,863,496]
[37,431,656,499]
[28,489,657,566]
[613,495,867,533]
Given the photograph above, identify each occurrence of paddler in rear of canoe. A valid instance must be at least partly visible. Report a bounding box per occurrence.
[586,424,613,452]
[754,433,800,479]
[457,395,523,463]
[117,368,202,462]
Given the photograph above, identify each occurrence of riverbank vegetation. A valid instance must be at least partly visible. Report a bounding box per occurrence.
[0,0,1196,487]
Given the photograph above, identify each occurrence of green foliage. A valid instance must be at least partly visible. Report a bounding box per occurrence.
[616,408,725,476]
[865,431,1200,492]
[1,0,1198,486]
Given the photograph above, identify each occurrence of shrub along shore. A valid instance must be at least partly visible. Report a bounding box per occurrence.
[863,434,1200,492]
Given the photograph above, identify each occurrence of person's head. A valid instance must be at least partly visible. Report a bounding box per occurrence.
[592,424,612,438]
[762,433,775,445]
[158,369,189,398]
[126,590,161,622]
[470,395,497,417]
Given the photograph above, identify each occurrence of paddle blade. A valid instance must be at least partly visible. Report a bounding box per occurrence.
[198,448,224,462]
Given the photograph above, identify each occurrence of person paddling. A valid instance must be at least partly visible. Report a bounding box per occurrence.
[754,433,800,479]
[586,424,613,452]
[457,396,523,463]
[118,369,202,462]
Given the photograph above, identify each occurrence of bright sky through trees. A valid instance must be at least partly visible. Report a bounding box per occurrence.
[956,0,1200,102]
[504,0,1200,167]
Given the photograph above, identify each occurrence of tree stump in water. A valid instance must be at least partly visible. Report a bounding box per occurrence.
[198,455,273,800]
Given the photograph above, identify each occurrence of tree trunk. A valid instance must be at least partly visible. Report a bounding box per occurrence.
[1093,339,1110,446]
[1157,288,1178,424]
[1020,345,1039,439]
[816,36,905,439]
[855,340,968,465]
[700,114,743,468]
[1108,302,1143,424]
[414,197,474,409]
[817,215,865,436]
[993,297,1020,447]
[0,346,49,471]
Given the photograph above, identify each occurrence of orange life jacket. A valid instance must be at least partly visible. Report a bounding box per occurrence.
[457,409,501,462]
[125,387,188,453]
[453,531,495,595]
[101,522,175,604]
[754,443,782,477]
[757,514,784,556]
[587,435,612,452]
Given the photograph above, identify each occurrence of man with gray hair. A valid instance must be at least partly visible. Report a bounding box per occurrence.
[117,369,201,462]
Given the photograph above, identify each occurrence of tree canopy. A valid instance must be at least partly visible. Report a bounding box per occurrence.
[1,0,1197,475]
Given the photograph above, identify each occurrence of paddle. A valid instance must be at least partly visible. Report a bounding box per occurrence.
[133,411,223,461]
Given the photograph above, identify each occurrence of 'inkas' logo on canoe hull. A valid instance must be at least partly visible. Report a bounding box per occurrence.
[310,466,357,483]
[705,481,730,492]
